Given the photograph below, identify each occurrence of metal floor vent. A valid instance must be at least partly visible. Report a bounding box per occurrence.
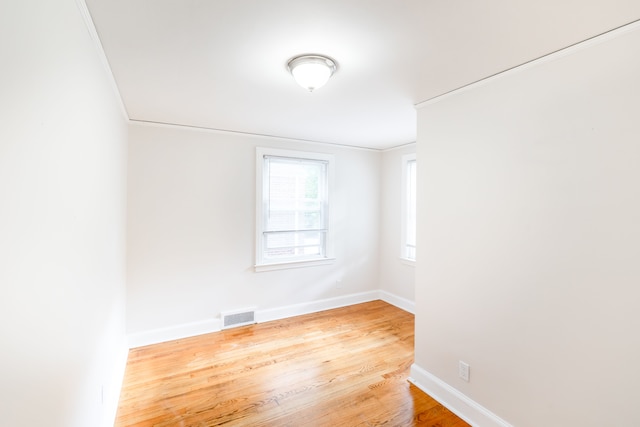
[221,308,256,329]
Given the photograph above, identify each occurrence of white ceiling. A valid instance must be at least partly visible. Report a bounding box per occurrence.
[86,0,640,150]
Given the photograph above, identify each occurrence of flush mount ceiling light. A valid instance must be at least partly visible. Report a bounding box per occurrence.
[287,54,337,92]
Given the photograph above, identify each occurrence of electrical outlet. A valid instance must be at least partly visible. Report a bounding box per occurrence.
[336,279,342,288]
[459,361,470,382]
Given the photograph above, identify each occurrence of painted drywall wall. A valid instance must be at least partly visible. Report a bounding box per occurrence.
[0,1,128,426]
[379,145,416,307]
[414,25,640,426]
[127,123,381,338]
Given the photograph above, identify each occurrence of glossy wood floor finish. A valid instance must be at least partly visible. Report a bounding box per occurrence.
[115,300,469,427]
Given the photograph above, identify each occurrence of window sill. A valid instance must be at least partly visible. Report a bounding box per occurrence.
[255,257,336,273]
[399,257,415,267]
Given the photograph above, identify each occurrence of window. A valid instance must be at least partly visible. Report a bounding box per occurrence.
[401,153,416,262]
[256,148,334,271]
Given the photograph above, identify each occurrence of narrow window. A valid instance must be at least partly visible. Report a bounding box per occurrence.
[402,154,416,261]
[256,148,334,270]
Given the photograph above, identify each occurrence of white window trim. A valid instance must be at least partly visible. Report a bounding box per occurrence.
[255,147,335,272]
[400,153,416,264]
[400,257,415,267]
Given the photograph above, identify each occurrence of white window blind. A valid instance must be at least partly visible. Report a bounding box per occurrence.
[263,156,328,260]
[402,154,417,262]
[256,148,334,270]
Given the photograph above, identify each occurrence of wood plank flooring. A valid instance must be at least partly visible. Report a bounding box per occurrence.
[115,300,469,427]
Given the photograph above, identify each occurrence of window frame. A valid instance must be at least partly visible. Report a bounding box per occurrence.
[255,147,335,272]
[401,153,416,264]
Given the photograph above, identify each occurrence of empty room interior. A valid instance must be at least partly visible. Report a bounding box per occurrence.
[2,1,640,426]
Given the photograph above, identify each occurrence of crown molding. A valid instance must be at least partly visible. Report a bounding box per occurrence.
[75,0,129,120]
[416,18,640,109]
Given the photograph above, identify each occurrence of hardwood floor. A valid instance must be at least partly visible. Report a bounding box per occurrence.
[115,300,469,426]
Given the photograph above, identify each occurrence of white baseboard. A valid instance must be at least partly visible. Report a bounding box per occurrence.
[256,290,380,323]
[128,318,221,348]
[104,342,129,427]
[378,290,415,313]
[409,364,513,427]
[127,290,414,348]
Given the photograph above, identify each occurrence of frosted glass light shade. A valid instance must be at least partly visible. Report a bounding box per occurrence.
[287,55,337,92]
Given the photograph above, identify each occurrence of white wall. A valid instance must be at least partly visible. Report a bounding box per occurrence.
[414,26,640,426]
[379,144,416,308]
[0,1,128,427]
[127,123,381,341]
